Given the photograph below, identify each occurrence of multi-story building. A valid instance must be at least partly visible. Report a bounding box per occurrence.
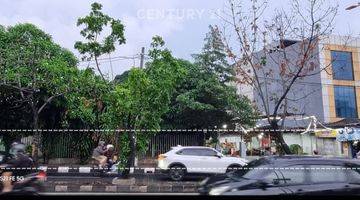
[237,35,360,156]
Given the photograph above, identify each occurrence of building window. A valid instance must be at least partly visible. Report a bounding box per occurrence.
[331,51,354,80]
[334,86,357,118]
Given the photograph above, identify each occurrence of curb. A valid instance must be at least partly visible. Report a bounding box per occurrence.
[39,166,160,176]
[48,184,198,193]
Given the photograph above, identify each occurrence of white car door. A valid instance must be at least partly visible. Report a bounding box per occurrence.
[198,148,226,173]
[175,148,204,173]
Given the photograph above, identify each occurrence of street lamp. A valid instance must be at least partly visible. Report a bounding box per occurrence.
[222,124,227,129]
[346,2,360,10]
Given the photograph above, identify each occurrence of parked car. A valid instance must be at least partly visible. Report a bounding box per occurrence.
[157,146,248,181]
[199,156,360,195]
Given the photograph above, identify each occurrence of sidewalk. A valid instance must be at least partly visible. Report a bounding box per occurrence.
[37,156,258,176]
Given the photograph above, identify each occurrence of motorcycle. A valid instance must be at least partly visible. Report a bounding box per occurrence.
[0,165,46,196]
[90,144,121,176]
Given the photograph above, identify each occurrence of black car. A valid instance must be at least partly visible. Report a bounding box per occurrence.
[199,155,360,195]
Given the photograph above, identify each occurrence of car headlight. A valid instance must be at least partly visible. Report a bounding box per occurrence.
[209,186,230,195]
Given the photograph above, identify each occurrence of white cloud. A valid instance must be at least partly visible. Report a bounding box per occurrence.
[1,0,358,79]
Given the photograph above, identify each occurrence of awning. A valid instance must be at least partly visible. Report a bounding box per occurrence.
[336,127,360,142]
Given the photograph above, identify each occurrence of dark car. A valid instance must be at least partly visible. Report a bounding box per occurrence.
[199,156,360,196]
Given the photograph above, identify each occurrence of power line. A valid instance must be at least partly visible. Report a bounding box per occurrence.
[78,54,141,63]
[78,56,141,67]
[242,75,360,87]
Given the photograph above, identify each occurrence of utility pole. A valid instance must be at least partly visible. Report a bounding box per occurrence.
[140,47,145,69]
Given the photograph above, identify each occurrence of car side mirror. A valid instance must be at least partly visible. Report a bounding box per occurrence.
[272,179,280,185]
[216,153,223,158]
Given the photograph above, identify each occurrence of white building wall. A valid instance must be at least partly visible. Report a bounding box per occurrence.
[283,133,316,155]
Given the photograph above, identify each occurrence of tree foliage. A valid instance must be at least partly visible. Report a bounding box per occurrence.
[75,2,126,80]
[193,25,235,84]
[100,36,185,174]
[162,27,256,129]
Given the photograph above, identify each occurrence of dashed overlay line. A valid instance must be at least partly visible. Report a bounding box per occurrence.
[1,167,359,171]
[0,128,307,133]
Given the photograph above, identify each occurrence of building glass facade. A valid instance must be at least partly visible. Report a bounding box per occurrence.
[334,85,357,118]
[331,51,354,80]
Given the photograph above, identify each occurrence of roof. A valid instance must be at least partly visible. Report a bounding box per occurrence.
[325,118,360,128]
[255,116,312,130]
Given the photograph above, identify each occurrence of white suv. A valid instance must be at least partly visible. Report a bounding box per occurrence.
[157,146,248,181]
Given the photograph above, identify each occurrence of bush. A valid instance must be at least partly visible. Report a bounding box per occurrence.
[289,144,303,155]
[25,145,32,155]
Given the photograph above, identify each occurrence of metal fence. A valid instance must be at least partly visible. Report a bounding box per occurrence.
[146,131,206,157]
[0,130,217,160]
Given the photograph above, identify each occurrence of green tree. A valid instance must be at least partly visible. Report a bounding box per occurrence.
[162,59,256,129]
[113,70,130,84]
[62,68,111,163]
[102,36,185,176]
[75,2,126,80]
[193,25,235,84]
[0,23,78,161]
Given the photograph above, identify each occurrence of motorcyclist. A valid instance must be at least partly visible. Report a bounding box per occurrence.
[1,142,33,193]
[92,141,108,169]
[104,144,117,167]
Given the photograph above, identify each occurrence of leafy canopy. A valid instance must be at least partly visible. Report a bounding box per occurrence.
[74,2,126,60]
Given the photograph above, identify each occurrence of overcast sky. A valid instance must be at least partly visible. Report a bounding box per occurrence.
[1,0,359,79]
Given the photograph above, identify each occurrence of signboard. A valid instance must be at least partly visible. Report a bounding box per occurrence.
[261,137,270,147]
[315,129,338,138]
[336,127,360,142]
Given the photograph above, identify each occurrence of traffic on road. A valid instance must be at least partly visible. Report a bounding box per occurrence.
[2,143,360,196]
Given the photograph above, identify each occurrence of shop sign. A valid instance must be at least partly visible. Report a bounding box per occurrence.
[315,129,338,138]
[336,127,360,142]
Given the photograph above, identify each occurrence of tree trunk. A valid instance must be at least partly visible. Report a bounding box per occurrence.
[114,131,120,152]
[95,57,106,81]
[122,131,136,178]
[32,109,40,163]
[270,120,291,155]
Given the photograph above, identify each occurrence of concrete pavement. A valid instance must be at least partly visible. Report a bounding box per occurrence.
[43,174,202,193]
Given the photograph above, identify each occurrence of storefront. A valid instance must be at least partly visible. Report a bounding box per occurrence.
[336,127,360,158]
[314,129,342,156]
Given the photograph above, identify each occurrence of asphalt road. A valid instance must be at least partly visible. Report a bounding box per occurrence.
[40,192,199,195]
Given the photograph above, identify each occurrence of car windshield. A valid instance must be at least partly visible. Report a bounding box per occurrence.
[227,157,271,180]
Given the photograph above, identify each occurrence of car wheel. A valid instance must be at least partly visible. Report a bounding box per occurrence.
[226,164,242,173]
[169,165,186,181]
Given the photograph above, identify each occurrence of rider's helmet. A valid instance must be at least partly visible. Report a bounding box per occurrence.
[9,143,26,156]
[106,144,114,151]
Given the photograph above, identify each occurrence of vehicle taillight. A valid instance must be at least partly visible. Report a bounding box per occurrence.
[158,154,167,160]
[36,170,47,181]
